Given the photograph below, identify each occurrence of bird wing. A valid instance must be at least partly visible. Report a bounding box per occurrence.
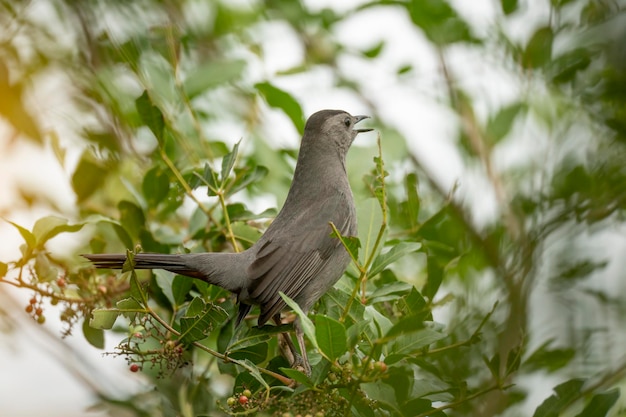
[247,192,355,325]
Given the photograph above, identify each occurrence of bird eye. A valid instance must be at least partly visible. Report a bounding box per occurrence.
[344,117,351,127]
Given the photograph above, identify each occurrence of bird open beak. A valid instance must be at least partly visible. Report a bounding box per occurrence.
[354,115,373,133]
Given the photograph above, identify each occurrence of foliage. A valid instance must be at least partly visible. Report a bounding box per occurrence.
[1,0,626,416]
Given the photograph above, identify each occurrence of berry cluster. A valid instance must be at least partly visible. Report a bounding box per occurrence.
[25,295,45,324]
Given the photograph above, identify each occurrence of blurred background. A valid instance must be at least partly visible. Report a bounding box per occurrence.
[1,0,625,416]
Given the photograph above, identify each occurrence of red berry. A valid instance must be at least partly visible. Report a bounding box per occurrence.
[25,305,33,313]
[35,308,43,316]
[29,297,37,304]
[56,278,66,288]
[130,364,140,372]
[374,361,387,372]
[238,395,248,405]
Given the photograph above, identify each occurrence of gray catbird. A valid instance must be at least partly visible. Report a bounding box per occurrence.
[84,109,372,374]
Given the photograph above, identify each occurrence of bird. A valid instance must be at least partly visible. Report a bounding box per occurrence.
[83,109,373,375]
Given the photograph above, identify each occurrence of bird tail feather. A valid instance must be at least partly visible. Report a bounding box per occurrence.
[82,253,206,279]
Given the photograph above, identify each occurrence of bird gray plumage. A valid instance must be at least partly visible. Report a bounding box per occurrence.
[83,109,372,374]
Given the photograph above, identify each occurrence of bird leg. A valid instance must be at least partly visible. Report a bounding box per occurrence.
[273,315,297,365]
[294,318,311,376]
[273,315,310,376]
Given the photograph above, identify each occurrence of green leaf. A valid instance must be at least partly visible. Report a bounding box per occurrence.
[279,367,314,388]
[227,324,291,352]
[501,0,518,15]
[183,59,245,99]
[90,309,120,330]
[142,166,170,207]
[384,314,426,340]
[135,90,165,142]
[314,315,347,362]
[423,255,444,300]
[280,292,318,351]
[228,165,269,196]
[486,102,526,144]
[533,379,586,417]
[330,225,361,261]
[82,316,105,349]
[153,270,175,306]
[402,172,420,229]
[255,82,305,133]
[179,298,228,343]
[524,340,576,372]
[388,326,446,359]
[118,200,145,239]
[5,219,36,250]
[407,0,476,45]
[221,140,240,184]
[228,341,268,364]
[32,216,84,248]
[199,163,219,195]
[362,41,385,58]
[34,252,57,282]
[522,26,554,70]
[574,389,620,417]
[172,275,194,307]
[369,242,421,277]
[72,151,108,203]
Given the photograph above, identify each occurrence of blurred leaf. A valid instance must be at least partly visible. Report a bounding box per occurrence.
[90,309,120,330]
[501,0,518,15]
[72,151,108,203]
[522,26,553,69]
[142,166,170,207]
[135,90,165,142]
[387,326,446,363]
[369,242,421,277]
[255,82,305,133]
[486,102,526,144]
[525,340,576,372]
[423,255,444,300]
[118,200,145,240]
[533,378,586,417]
[34,252,56,282]
[228,165,269,196]
[574,389,620,417]
[314,315,347,361]
[550,48,591,84]
[0,74,42,143]
[362,40,385,58]
[407,0,476,45]
[183,59,245,99]
[5,219,36,250]
[83,316,105,349]
[32,216,84,248]
[0,261,7,277]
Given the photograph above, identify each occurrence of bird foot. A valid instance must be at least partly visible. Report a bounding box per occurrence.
[289,353,311,377]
